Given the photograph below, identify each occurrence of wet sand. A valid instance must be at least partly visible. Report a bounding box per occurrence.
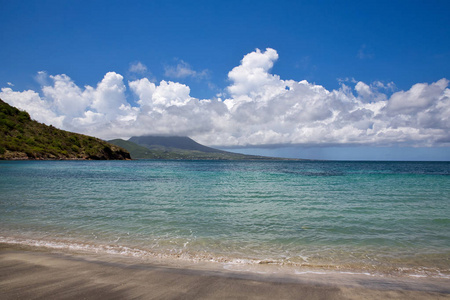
[1,243,449,299]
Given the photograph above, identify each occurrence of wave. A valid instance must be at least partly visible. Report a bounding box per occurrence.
[1,235,449,279]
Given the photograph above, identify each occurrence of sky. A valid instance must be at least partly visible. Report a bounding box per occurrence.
[1,0,449,160]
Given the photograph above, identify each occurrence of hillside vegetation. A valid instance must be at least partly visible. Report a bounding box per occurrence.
[0,99,130,160]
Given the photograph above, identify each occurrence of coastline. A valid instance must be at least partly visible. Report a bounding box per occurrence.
[1,243,449,299]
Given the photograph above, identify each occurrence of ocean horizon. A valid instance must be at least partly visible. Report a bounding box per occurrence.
[1,160,449,279]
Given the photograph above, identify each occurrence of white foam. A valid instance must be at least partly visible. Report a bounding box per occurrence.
[338,271,373,276]
[0,236,149,258]
[294,270,328,275]
[2,236,449,279]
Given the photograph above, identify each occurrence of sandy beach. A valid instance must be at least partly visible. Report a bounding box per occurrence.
[1,243,449,300]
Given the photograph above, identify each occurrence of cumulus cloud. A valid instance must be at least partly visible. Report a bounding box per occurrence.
[0,87,64,127]
[1,48,449,147]
[164,60,208,79]
[386,79,448,115]
[42,74,90,117]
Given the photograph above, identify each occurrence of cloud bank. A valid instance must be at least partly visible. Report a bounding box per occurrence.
[1,48,449,147]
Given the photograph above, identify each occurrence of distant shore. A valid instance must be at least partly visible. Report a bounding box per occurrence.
[1,243,449,300]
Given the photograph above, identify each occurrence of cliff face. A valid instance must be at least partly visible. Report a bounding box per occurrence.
[0,99,130,160]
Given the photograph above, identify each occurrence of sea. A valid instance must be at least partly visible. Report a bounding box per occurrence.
[1,160,449,278]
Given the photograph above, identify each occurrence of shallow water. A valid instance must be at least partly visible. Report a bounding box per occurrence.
[1,160,449,277]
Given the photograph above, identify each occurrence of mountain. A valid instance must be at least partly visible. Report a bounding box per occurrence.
[128,135,228,153]
[109,135,295,160]
[0,99,130,160]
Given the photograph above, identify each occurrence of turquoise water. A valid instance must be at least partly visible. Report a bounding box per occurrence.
[1,160,449,277]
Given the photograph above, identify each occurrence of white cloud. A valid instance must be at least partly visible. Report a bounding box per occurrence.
[90,72,129,118]
[164,60,208,79]
[386,79,448,115]
[0,87,64,127]
[42,74,90,117]
[354,81,389,103]
[1,48,449,147]
[35,71,49,86]
[129,62,148,74]
[7,82,14,87]
[129,77,156,106]
[226,48,282,101]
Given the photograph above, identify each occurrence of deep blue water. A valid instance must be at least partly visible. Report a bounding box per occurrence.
[1,160,449,277]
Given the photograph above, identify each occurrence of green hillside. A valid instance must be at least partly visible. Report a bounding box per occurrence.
[108,139,159,159]
[0,99,130,160]
[109,136,296,160]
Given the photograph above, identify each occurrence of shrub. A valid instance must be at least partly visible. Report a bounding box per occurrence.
[1,119,15,130]
[18,111,31,122]
[69,135,81,147]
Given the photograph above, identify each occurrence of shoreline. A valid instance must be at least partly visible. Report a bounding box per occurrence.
[1,234,449,279]
[1,243,449,299]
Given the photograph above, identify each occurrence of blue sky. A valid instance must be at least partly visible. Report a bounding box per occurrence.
[1,0,449,160]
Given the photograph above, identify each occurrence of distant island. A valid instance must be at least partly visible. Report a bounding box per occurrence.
[0,99,130,160]
[109,135,298,160]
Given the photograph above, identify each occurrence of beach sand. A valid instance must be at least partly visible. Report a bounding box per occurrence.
[1,243,449,299]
